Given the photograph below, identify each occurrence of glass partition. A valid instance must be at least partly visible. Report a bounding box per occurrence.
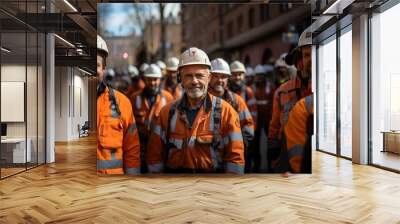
[317,35,337,155]
[0,0,46,179]
[370,3,400,171]
[339,27,352,158]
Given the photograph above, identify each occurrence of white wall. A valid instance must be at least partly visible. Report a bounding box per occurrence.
[54,67,89,141]
[55,66,69,141]
[1,64,46,164]
[1,65,33,138]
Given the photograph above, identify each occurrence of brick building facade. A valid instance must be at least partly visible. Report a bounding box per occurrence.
[143,18,182,62]
[104,35,141,70]
[181,3,311,66]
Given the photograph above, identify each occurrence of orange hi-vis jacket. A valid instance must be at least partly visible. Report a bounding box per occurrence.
[254,81,275,132]
[284,95,313,173]
[146,93,245,173]
[130,90,173,139]
[126,79,146,98]
[97,87,141,174]
[232,85,257,123]
[269,77,312,140]
[220,90,255,145]
[164,84,183,100]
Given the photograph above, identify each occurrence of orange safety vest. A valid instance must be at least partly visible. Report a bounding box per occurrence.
[146,93,245,173]
[232,86,257,123]
[130,90,173,138]
[284,95,313,173]
[124,85,133,98]
[164,84,183,100]
[97,87,141,174]
[269,77,312,140]
[219,90,255,144]
[127,79,146,98]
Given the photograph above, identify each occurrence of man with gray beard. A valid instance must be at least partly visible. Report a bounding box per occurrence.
[146,47,245,174]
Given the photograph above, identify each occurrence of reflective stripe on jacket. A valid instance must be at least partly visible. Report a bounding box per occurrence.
[233,86,257,123]
[146,93,245,174]
[269,77,312,140]
[254,81,275,133]
[165,84,183,100]
[97,87,140,174]
[130,90,173,139]
[284,95,313,173]
[221,91,255,145]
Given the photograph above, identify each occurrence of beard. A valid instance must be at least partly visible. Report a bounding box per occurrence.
[211,84,225,96]
[143,86,160,96]
[185,84,207,99]
[166,76,177,86]
[230,80,243,91]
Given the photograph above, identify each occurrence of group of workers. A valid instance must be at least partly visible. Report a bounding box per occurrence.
[97,27,314,175]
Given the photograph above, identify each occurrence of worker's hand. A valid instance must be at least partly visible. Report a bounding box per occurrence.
[280,171,293,178]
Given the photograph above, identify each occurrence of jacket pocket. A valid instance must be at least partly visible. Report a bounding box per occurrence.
[195,134,218,169]
[196,135,213,144]
[98,117,124,149]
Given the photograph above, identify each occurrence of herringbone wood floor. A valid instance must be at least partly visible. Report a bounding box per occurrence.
[0,135,400,223]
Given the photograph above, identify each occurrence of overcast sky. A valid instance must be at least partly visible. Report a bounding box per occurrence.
[99,3,181,37]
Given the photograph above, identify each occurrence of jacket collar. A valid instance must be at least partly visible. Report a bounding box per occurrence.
[97,82,108,98]
[178,93,212,113]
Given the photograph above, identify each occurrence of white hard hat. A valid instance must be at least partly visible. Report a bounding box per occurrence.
[97,35,109,57]
[246,67,254,77]
[178,47,211,69]
[263,64,274,73]
[128,65,139,78]
[230,60,246,73]
[254,65,265,74]
[122,75,132,84]
[210,58,230,76]
[166,57,179,71]
[143,64,162,78]
[140,63,149,72]
[298,26,312,48]
[156,60,166,70]
[106,68,115,78]
[275,58,288,68]
[279,53,288,61]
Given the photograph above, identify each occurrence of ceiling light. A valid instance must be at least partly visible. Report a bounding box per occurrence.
[323,0,355,15]
[1,47,11,53]
[63,0,78,12]
[54,34,75,48]
[78,67,93,76]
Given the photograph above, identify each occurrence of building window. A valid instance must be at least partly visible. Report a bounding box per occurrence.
[370,3,400,171]
[260,4,270,22]
[280,4,289,13]
[248,7,254,29]
[227,21,233,39]
[237,15,243,33]
[317,35,337,155]
[339,28,352,159]
[261,48,273,64]
[213,31,216,43]
[244,55,251,66]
